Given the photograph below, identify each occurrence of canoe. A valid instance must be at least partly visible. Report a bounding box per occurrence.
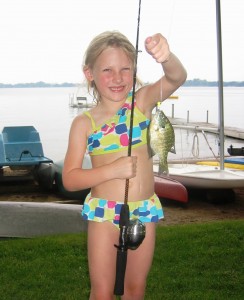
[38,157,188,203]
[0,202,87,238]
[53,159,90,200]
[154,173,188,203]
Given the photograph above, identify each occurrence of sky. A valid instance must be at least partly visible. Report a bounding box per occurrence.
[0,0,243,84]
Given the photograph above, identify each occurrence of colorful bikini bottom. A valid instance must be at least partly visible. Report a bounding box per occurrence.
[81,193,164,228]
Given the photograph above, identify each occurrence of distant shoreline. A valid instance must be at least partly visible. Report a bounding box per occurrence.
[0,82,77,88]
[0,79,244,88]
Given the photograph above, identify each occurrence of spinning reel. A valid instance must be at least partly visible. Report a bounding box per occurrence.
[115,219,146,251]
[126,219,146,250]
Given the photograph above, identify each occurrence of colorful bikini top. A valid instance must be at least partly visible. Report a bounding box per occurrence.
[84,92,150,155]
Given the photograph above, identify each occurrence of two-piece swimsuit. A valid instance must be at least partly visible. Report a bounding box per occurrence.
[81,92,164,228]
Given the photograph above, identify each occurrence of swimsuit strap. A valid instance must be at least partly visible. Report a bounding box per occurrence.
[85,92,150,155]
[84,111,96,130]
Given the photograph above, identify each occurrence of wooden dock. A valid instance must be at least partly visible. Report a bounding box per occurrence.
[169,117,244,140]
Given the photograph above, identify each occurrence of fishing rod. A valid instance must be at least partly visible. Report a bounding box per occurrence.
[114,0,145,296]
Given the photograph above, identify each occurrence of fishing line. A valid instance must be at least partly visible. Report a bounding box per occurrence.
[166,0,176,44]
[156,0,176,115]
[159,0,176,98]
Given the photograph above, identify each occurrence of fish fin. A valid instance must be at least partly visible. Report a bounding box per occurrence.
[158,161,169,176]
[147,144,156,158]
[170,145,176,154]
[147,125,156,157]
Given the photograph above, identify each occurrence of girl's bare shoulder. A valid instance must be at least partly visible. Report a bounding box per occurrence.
[70,110,93,133]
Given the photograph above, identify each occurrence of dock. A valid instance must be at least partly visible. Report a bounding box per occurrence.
[69,94,94,109]
[169,117,244,140]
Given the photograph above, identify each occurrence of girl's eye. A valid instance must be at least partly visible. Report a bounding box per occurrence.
[103,68,111,72]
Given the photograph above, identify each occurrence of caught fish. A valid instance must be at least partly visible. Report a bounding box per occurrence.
[148,106,176,175]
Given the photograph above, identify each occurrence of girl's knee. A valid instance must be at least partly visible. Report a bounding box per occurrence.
[90,287,115,300]
[123,281,146,300]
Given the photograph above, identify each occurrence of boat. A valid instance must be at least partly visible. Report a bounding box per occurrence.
[69,94,93,108]
[69,85,94,108]
[35,155,92,198]
[168,163,244,189]
[52,157,91,200]
[168,95,178,100]
[0,126,187,203]
[196,160,244,170]
[154,173,188,203]
[224,157,244,165]
[227,145,244,156]
[0,126,53,173]
[40,157,188,203]
[0,125,54,187]
[167,0,244,194]
[0,126,52,168]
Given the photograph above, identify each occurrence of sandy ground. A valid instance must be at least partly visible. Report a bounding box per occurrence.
[160,188,244,226]
[1,167,243,226]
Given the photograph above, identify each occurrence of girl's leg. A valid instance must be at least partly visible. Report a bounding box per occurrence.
[122,222,156,300]
[87,221,119,300]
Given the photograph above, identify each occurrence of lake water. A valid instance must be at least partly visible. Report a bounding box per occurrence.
[1,86,244,162]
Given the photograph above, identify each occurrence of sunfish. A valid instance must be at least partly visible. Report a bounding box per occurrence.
[148,106,176,175]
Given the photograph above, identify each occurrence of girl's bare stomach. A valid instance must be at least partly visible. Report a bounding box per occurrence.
[90,145,155,202]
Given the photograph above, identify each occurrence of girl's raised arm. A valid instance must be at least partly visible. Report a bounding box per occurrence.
[137,33,187,111]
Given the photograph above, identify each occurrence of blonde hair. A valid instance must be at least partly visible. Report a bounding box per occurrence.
[83,31,142,103]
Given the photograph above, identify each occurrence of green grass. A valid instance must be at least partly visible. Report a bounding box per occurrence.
[148,220,244,300]
[0,220,243,300]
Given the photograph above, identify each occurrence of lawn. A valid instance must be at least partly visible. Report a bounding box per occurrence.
[0,220,243,299]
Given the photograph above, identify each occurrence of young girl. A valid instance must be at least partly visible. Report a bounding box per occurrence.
[63,31,187,300]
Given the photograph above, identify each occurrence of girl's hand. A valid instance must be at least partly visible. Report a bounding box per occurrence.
[111,156,137,179]
[145,33,171,64]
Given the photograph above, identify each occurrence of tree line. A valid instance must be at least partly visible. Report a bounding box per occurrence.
[0,79,244,88]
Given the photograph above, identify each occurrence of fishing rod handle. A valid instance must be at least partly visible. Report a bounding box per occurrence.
[114,249,127,296]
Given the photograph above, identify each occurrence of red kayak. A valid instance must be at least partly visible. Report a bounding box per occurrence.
[154,173,188,203]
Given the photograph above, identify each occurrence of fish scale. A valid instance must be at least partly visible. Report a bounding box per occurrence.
[148,108,176,175]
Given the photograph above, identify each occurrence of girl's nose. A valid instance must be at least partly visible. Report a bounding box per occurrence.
[113,71,122,83]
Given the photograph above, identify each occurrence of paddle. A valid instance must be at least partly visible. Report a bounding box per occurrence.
[114,0,142,296]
